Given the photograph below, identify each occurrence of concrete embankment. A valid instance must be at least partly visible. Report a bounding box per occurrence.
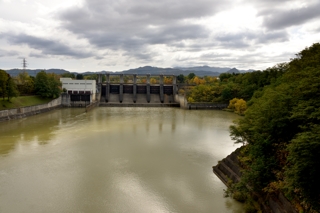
[100,93,180,107]
[0,98,61,122]
[213,148,298,213]
[187,103,228,110]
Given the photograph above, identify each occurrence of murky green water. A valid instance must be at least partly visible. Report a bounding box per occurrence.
[0,108,243,213]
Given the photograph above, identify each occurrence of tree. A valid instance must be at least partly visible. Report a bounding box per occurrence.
[15,71,35,95]
[0,69,9,100]
[76,74,84,79]
[177,74,185,83]
[150,78,157,84]
[35,71,61,98]
[164,76,173,84]
[228,98,239,110]
[35,71,50,98]
[61,73,75,78]
[234,99,247,115]
[47,73,61,98]
[229,43,320,211]
[219,73,232,82]
[6,76,19,101]
[187,73,195,80]
[286,125,320,210]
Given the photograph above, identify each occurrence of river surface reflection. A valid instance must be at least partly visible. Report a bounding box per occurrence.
[0,108,244,213]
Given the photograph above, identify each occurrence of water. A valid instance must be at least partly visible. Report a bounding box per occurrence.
[0,108,244,213]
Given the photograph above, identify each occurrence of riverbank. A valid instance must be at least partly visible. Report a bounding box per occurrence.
[0,98,61,122]
[213,147,298,213]
[0,96,52,111]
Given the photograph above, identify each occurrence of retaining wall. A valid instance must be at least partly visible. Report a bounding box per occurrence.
[188,102,228,110]
[0,97,61,122]
[213,148,298,213]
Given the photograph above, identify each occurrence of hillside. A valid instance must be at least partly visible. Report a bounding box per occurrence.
[6,69,69,77]
[6,66,252,77]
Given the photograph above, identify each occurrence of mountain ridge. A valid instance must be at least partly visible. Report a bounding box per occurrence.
[6,66,253,77]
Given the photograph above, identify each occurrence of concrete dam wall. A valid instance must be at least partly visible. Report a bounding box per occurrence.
[99,74,180,107]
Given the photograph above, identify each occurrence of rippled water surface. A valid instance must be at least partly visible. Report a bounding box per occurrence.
[0,108,243,213]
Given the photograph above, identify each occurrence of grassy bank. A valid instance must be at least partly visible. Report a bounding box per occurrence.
[0,96,53,111]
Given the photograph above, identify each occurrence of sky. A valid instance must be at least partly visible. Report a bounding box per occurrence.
[0,0,320,72]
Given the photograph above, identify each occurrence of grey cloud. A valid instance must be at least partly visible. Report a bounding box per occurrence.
[123,51,158,62]
[257,31,288,43]
[145,24,209,45]
[200,52,231,60]
[127,0,227,20]
[0,49,19,57]
[214,30,288,48]
[215,33,254,49]
[260,2,320,30]
[3,34,93,59]
[29,52,46,58]
[57,0,229,60]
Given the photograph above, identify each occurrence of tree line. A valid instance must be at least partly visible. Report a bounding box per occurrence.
[228,43,320,212]
[0,70,62,101]
[184,63,286,105]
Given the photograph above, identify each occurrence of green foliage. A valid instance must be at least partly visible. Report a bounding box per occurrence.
[177,74,185,83]
[61,73,75,78]
[187,72,195,80]
[6,77,19,101]
[0,69,9,100]
[35,71,61,98]
[219,73,233,82]
[286,125,320,210]
[0,95,52,110]
[187,84,222,102]
[15,71,35,95]
[187,64,286,104]
[229,43,320,211]
[76,74,84,79]
[0,70,19,101]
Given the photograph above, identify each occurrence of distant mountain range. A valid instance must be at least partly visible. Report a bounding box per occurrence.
[6,66,253,77]
[6,69,69,77]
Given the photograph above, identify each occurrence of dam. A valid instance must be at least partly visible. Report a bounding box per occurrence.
[99,74,179,107]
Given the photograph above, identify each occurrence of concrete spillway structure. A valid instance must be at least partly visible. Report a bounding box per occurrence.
[100,74,179,107]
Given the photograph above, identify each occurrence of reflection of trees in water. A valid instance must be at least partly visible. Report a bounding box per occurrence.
[0,110,62,155]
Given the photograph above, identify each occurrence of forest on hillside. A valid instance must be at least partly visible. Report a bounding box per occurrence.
[184,43,320,212]
[227,43,320,212]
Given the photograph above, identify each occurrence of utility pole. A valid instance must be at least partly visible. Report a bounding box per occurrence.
[22,58,27,71]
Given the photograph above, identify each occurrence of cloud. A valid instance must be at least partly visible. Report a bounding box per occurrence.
[1,0,319,71]
[56,0,229,60]
[259,1,320,30]
[0,49,19,57]
[214,30,289,49]
[2,33,93,59]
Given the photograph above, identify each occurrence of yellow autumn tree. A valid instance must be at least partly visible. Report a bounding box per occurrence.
[228,98,239,110]
[150,78,157,84]
[228,98,247,115]
[187,97,195,103]
[234,99,247,115]
[164,77,173,84]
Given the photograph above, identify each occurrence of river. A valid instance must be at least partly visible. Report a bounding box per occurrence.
[0,107,244,213]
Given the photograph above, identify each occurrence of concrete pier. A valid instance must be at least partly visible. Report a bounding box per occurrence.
[119,74,123,103]
[105,74,110,102]
[160,75,164,103]
[133,74,137,103]
[146,74,150,103]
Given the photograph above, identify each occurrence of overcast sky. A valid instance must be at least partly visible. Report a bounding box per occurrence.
[1,0,319,72]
